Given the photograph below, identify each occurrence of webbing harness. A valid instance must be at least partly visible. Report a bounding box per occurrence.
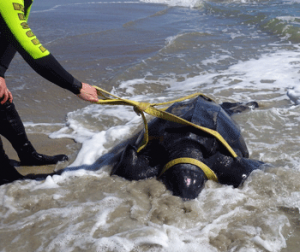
[94,86,237,181]
[158,158,218,182]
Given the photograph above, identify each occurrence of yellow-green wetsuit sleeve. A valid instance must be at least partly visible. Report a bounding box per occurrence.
[1,0,49,59]
[0,0,82,94]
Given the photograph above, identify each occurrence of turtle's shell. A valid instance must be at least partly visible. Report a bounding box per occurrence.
[144,96,249,158]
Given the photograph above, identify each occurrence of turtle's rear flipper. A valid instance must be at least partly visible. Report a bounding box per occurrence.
[221,101,258,116]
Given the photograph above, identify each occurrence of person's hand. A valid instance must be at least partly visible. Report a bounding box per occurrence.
[77,83,98,103]
[0,77,13,105]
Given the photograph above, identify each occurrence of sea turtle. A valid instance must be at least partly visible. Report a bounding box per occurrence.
[111,95,263,200]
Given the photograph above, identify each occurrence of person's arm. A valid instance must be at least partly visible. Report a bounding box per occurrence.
[0,0,98,102]
[0,33,17,79]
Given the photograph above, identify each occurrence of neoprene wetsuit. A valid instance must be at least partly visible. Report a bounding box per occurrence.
[0,0,82,94]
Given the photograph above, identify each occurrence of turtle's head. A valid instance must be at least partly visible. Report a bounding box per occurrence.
[160,163,207,200]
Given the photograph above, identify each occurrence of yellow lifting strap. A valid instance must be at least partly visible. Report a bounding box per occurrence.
[93,86,238,158]
[158,157,219,182]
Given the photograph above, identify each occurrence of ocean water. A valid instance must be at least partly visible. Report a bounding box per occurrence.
[1,0,300,251]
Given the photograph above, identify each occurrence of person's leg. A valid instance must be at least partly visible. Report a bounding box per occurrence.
[0,101,68,165]
[0,136,24,185]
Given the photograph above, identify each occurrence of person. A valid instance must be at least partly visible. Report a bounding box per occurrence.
[0,0,99,184]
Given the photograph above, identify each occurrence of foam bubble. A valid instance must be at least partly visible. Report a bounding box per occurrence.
[139,0,203,8]
[167,47,300,102]
[31,175,60,190]
[49,103,143,166]
[287,87,300,104]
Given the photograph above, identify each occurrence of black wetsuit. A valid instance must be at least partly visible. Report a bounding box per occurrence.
[0,0,82,93]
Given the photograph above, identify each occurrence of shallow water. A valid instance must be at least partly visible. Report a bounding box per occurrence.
[1,0,300,251]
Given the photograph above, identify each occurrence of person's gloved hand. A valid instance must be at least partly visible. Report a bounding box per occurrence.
[0,77,13,105]
[77,83,98,103]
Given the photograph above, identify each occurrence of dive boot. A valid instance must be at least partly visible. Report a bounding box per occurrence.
[17,141,68,166]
